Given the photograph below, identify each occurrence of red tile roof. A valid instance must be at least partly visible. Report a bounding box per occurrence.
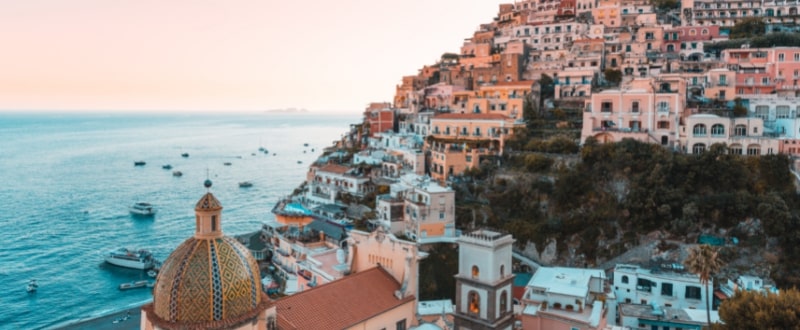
[318,164,351,175]
[433,113,508,120]
[275,267,415,330]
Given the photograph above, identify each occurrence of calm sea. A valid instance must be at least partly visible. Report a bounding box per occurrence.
[0,111,360,329]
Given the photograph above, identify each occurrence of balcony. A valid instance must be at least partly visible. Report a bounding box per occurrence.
[637,285,653,293]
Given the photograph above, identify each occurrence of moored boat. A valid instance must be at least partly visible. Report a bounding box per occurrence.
[105,248,158,270]
[129,202,156,216]
[26,279,38,293]
[119,280,152,290]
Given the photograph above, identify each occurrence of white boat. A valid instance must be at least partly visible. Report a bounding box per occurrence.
[119,280,151,290]
[105,248,157,270]
[26,279,38,293]
[129,202,156,216]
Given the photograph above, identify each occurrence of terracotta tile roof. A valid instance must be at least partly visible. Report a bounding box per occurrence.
[433,113,508,121]
[318,164,351,174]
[275,267,415,330]
[490,80,535,87]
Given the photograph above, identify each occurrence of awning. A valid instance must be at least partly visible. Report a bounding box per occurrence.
[714,290,729,300]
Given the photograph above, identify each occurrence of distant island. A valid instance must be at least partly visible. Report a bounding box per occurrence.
[265,108,309,113]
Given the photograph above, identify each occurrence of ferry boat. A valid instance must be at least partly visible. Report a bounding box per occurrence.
[105,248,157,270]
[129,202,156,216]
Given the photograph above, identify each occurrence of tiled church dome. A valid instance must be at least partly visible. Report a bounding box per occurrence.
[146,191,268,329]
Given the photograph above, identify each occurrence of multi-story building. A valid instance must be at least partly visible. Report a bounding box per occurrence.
[519,267,611,330]
[429,113,521,182]
[581,78,684,149]
[681,0,764,27]
[619,303,717,329]
[305,163,372,206]
[375,174,456,243]
[722,47,800,96]
[612,264,712,323]
[364,102,395,138]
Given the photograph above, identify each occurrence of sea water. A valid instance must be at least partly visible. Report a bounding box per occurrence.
[0,111,359,329]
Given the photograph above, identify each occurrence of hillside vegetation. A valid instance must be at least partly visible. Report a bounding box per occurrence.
[454,138,800,287]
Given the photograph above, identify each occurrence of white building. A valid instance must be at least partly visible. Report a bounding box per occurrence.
[519,267,610,329]
[375,174,456,243]
[612,264,712,325]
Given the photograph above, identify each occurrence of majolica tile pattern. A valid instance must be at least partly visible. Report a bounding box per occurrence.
[153,237,263,324]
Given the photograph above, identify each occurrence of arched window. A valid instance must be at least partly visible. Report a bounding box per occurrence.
[693,124,707,136]
[747,144,761,155]
[729,144,743,155]
[500,290,508,313]
[472,265,480,279]
[500,265,505,278]
[621,275,629,284]
[693,143,706,154]
[711,124,725,136]
[667,44,675,52]
[468,291,481,315]
[735,125,747,136]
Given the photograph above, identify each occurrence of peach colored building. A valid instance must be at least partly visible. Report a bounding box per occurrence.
[375,173,456,243]
[682,114,780,155]
[581,78,684,149]
[429,113,522,182]
[593,0,622,27]
[519,267,610,330]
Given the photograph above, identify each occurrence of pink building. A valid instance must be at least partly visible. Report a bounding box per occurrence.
[722,47,800,97]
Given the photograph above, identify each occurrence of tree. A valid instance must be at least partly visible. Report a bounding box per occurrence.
[716,288,800,329]
[604,68,623,85]
[732,97,748,117]
[684,244,725,328]
[730,17,766,39]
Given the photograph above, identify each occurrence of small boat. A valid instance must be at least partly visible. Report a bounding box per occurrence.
[239,181,253,188]
[172,171,183,177]
[129,202,156,216]
[106,248,158,270]
[224,162,232,166]
[119,280,151,291]
[181,153,189,158]
[26,279,38,293]
[134,161,146,166]
[303,143,309,147]
[147,270,158,278]
[162,164,172,170]
[297,160,302,164]
[259,147,265,152]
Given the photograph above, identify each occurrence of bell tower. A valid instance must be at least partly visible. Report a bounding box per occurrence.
[454,230,515,330]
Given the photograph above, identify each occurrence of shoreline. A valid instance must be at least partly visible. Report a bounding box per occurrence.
[49,303,147,330]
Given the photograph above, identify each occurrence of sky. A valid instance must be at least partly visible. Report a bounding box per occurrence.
[0,0,506,113]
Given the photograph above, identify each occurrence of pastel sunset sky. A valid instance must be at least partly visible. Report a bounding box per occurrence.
[0,0,505,113]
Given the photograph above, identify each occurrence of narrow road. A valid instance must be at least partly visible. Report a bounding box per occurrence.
[512,250,541,271]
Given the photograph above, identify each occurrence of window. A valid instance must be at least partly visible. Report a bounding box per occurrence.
[468,291,481,314]
[396,319,407,330]
[211,215,217,231]
[632,101,640,113]
[693,143,706,154]
[500,290,508,313]
[661,282,673,296]
[711,124,725,136]
[500,265,505,277]
[735,125,747,136]
[777,106,790,118]
[795,53,800,61]
[762,77,770,85]
[658,101,669,112]
[693,124,707,136]
[601,101,612,112]
[747,145,761,155]
[779,53,785,61]
[756,106,769,120]
[621,275,629,284]
[472,265,480,279]
[686,286,702,299]
[657,121,670,129]
[730,144,743,155]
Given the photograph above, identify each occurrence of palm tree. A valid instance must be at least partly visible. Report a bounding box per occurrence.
[684,244,725,329]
